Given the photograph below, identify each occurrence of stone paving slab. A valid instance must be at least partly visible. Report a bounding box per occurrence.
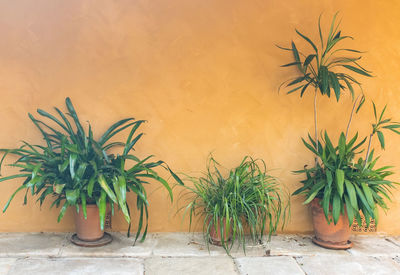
[145,256,237,275]
[60,233,156,258]
[7,258,144,275]
[268,235,349,256]
[385,236,400,248]
[235,256,305,275]
[0,258,17,275]
[152,233,270,257]
[296,255,400,275]
[152,233,226,256]
[348,235,400,257]
[0,233,66,257]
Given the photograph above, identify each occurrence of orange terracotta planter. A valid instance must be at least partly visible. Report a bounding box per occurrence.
[209,219,231,246]
[74,204,104,242]
[310,199,353,249]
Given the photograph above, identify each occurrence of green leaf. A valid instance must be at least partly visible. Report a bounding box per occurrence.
[54,184,65,194]
[356,96,365,114]
[296,29,318,54]
[344,180,358,210]
[332,193,341,225]
[322,186,331,221]
[286,85,305,95]
[112,176,130,224]
[343,65,372,77]
[303,182,324,204]
[335,169,344,197]
[98,190,107,231]
[281,61,302,67]
[3,185,26,212]
[302,138,318,155]
[69,154,77,180]
[377,131,385,150]
[344,195,355,225]
[361,182,375,210]
[81,192,87,219]
[338,133,346,160]
[291,42,302,72]
[66,189,79,205]
[326,170,333,187]
[57,201,69,222]
[87,176,96,198]
[58,159,69,173]
[98,174,117,203]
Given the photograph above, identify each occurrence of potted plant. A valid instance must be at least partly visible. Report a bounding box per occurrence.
[180,156,290,254]
[279,14,398,249]
[0,97,182,245]
[294,99,400,248]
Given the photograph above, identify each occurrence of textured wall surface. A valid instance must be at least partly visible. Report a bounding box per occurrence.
[1,0,400,234]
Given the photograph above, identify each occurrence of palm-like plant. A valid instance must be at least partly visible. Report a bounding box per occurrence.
[279,13,372,157]
[0,98,182,242]
[180,156,290,254]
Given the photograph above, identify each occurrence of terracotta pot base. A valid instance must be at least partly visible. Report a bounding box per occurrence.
[71,232,113,247]
[312,236,353,250]
[209,237,231,246]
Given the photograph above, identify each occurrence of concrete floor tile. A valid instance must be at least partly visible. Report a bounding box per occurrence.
[0,258,18,275]
[268,235,349,256]
[385,236,400,248]
[235,256,304,275]
[145,257,237,275]
[152,233,227,256]
[60,232,156,257]
[348,235,400,257]
[296,255,400,275]
[8,258,144,275]
[0,233,66,257]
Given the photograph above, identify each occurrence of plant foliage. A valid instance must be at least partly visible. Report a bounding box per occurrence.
[279,13,372,100]
[180,156,290,254]
[0,97,182,243]
[293,103,400,226]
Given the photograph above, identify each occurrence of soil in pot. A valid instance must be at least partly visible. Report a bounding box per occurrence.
[311,199,353,249]
[74,204,104,242]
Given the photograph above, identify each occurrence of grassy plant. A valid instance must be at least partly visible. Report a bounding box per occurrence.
[293,102,400,226]
[0,97,182,243]
[180,156,290,254]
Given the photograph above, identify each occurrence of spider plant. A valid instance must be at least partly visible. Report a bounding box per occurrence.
[180,156,290,254]
[293,101,400,226]
[278,13,372,162]
[0,97,182,243]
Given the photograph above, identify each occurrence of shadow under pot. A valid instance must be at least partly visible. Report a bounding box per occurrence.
[311,198,353,249]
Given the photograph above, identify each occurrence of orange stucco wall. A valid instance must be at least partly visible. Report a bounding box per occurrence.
[1,0,400,234]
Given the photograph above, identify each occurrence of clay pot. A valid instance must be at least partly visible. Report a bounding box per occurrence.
[209,219,231,245]
[311,199,353,249]
[74,204,104,241]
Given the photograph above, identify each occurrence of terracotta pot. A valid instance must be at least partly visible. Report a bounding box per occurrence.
[209,218,232,246]
[74,204,104,241]
[311,199,353,249]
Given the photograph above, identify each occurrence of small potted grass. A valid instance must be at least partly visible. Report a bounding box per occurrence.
[180,156,290,254]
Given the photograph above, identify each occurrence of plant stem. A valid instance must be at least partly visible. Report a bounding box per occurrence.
[345,94,361,140]
[314,88,318,166]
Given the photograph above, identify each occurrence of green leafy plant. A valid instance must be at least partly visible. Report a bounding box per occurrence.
[293,100,400,226]
[0,97,182,242]
[180,156,290,254]
[278,13,372,160]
